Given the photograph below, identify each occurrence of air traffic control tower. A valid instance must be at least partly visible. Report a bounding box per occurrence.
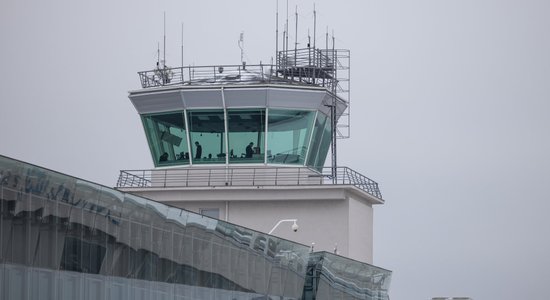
[117,45,385,264]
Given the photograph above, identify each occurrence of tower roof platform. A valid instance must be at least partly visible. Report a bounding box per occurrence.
[116,165,384,203]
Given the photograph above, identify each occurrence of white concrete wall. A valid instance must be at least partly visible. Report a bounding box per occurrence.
[124,185,378,264]
[348,194,374,263]
[227,199,349,259]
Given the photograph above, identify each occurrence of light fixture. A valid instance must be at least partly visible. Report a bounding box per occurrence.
[269,219,298,234]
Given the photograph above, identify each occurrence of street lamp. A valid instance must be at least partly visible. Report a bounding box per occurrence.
[269,219,299,234]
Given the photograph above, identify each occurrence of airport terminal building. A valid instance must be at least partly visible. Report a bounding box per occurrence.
[0,155,391,299]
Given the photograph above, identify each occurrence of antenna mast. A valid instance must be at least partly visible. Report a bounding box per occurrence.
[294,6,299,69]
[313,3,316,49]
[181,23,184,67]
[238,32,244,64]
[157,42,160,67]
[163,11,166,66]
[275,0,279,69]
[285,0,289,53]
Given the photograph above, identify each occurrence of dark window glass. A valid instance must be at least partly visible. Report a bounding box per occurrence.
[315,114,332,169]
[142,112,189,167]
[227,109,266,164]
[267,109,315,165]
[187,110,226,164]
[306,112,331,170]
[60,236,106,274]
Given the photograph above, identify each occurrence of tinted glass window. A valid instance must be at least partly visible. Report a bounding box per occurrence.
[267,109,315,165]
[227,109,265,164]
[142,112,189,166]
[187,110,226,164]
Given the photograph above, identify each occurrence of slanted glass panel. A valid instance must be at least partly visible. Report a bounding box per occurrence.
[267,109,315,165]
[315,115,332,170]
[187,110,226,164]
[142,112,189,167]
[306,112,329,170]
[227,109,265,164]
[305,112,331,171]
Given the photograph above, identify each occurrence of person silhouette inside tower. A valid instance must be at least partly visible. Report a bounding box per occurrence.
[194,141,202,159]
[245,142,254,158]
[159,152,169,163]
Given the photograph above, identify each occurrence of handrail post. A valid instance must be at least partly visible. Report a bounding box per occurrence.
[297,167,301,185]
[252,168,256,186]
[164,169,167,188]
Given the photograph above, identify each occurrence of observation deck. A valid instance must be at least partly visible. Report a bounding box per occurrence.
[116,165,383,202]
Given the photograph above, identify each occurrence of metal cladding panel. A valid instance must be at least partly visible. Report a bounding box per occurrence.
[129,91,184,114]
[224,88,268,107]
[267,88,326,110]
[181,89,223,108]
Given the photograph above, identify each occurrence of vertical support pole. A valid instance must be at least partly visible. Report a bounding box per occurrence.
[331,97,336,183]
[183,109,192,166]
[275,0,279,71]
[331,34,337,182]
[221,87,230,184]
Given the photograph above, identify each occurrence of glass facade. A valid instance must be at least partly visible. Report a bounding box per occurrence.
[306,112,331,170]
[227,109,265,164]
[267,110,315,165]
[141,108,325,168]
[1,155,391,300]
[142,112,189,166]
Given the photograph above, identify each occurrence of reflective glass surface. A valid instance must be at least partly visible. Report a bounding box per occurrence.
[142,112,189,167]
[267,109,315,165]
[0,155,391,299]
[314,113,332,170]
[306,112,329,170]
[227,109,265,164]
[140,108,326,167]
[187,110,226,164]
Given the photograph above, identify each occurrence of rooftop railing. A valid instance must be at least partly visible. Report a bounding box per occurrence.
[138,63,280,88]
[116,166,383,200]
[137,47,347,92]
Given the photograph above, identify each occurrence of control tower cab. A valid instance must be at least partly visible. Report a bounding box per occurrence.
[129,48,349,171]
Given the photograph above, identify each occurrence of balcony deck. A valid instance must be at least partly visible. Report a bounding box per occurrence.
[116,166,383,201]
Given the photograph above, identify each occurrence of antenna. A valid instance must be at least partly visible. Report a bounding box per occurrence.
[285,0,289,53]
[163,11,166,67]
[294,5,298,53]
[313,3,316,49]
[181,22,184,67]
[157,42,160,68]
[275,0,279,69]
[238,32,245,64]
[326,26,329,56]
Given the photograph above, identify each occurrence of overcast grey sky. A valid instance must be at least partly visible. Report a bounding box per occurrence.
[1,0,549,299]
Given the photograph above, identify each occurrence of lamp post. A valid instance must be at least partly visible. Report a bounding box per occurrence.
[269,219,298,234]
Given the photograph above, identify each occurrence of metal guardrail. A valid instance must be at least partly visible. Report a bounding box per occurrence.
[138,47,347,92]
[138,64,281,88]
[116,166,382,200]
